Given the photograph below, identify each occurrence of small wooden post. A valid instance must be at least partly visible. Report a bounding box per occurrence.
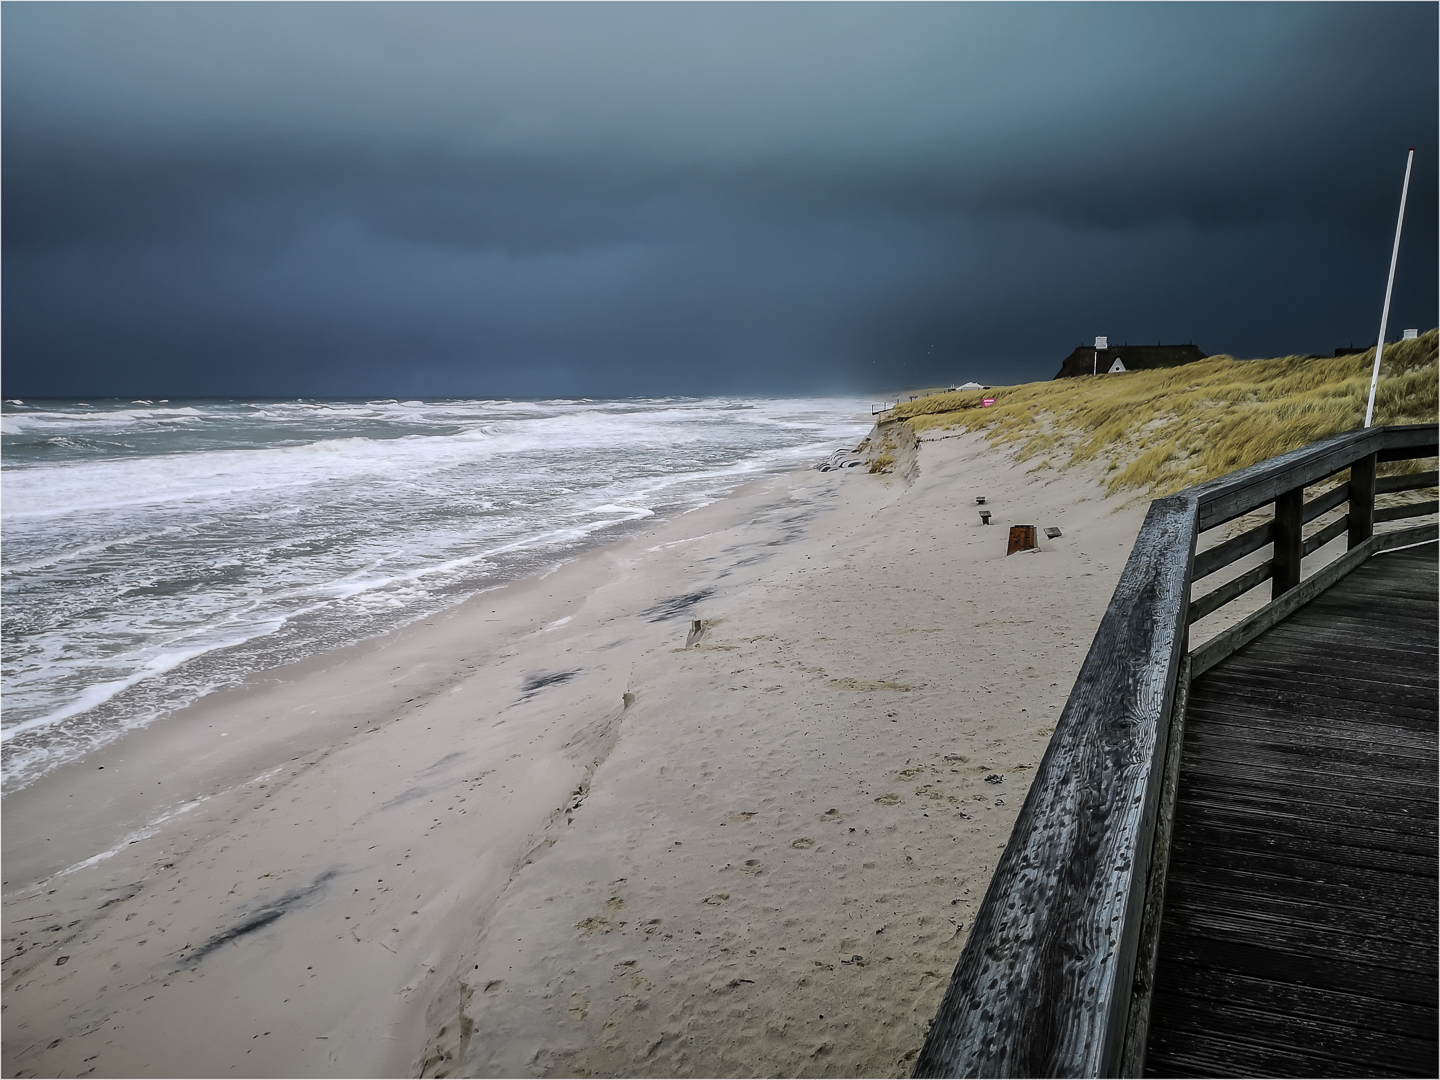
[1006,524,1037,555]
[1348,453,1376,548]
[1272,488,1303,597]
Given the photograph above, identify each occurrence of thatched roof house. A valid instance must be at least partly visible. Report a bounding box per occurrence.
[1054,341,1207,379]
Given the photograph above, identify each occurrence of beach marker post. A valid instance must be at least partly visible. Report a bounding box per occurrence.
[1364,148,1414,428]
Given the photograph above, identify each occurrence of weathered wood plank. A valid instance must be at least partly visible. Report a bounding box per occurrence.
[1169,797,1438,853]
[1174,780,1437,831]
[1301,513,1349,556]
[1188,560,1272,624]
[1350,452,1378,548]
[1182,697,1439,744]
[1168,821,1434,876]
[1160,864,1437,922]
[1253,611,1440,645]
[1374,425,1440,462]
[1374,520,1440,551]
[1162,881,1438,955]
[1190,532,1378,676]
[1179,729,1435,776]
[1165,847,1436,913]
[1376,469,1439,494]
[1193,425,1436,532]
[1271,488,1304,597]
[1147,1027,1423,1079]
[1144,536,1438,1078]
[1148,993,1437,1076]
[1178,754,1437,799]
[1144,965,1437,1039]
[1119,657,1192,1076]
[1151,931,1437,1005]
[1170,791,1436,843]
[1196,659,1439,701]
[1218,635,1439,674]
[1192,429,1377,531]
[1374,499,1440,524]
[914,496,1195,1078]
[1175,761,1437,811]
[1193,519,1273,581]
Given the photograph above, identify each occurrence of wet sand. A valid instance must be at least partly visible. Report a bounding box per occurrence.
[3,429,1150,1078]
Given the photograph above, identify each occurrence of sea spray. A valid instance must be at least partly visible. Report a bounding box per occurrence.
[2,396,870,789]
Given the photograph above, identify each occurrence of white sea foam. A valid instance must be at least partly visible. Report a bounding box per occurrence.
[2,395,871,790]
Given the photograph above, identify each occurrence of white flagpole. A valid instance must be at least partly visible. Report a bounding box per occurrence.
[1364,148,1414,428]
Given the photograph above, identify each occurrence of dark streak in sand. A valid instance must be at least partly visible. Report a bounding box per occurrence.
[376,751,468,812]
[520,669,581,698]
[638,590,713,622]
[180,870,339,967]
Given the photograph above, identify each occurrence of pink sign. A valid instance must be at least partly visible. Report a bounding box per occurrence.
[981,397,996,408]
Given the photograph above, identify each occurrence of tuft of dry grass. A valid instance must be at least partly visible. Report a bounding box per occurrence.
[886,330,1439,496]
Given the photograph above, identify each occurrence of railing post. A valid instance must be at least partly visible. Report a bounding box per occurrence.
[1272,487,1303,598]
[1348,452,1377,548]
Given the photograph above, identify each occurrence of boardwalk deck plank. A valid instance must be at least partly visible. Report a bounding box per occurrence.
[1171,786,1436,836]
[1161,871,1436,929]
[1146,965,1437,1038]
[1173,705,1438,749]
[1185,674,1439,715]
[1144,544,1438,1078]
[1177,758,1438,804]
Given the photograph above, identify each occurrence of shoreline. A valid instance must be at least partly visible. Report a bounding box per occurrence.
[3,430,1150,1078]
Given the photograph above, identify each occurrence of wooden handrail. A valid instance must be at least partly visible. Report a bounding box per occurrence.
[914,424,1437,1079]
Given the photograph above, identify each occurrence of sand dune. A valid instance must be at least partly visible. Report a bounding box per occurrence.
[2,429,1149,1078]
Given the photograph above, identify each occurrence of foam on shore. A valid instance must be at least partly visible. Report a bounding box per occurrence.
[2,430,1149,1078]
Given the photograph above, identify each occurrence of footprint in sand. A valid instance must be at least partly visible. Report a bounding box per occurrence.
[791,837,816,849]
[568,993,589,1019]
[739,859,765,875]
[874,792,902,805]
[702,892,730,905]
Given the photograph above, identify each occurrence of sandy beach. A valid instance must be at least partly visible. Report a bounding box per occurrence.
[3,428,1151,1079]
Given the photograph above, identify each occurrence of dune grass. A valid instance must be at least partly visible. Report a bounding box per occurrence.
[887,330,1439,497]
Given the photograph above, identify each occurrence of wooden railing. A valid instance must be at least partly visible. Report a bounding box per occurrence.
[913,423,1438,1079]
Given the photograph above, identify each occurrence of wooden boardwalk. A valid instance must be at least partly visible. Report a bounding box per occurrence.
[1144,543,1439,1077]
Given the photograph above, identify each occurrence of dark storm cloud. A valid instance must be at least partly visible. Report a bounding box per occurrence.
[3,2,1436,397]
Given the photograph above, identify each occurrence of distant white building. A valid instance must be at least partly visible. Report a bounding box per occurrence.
[952,381,986,391]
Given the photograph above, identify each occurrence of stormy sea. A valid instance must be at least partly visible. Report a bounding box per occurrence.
[1,396,871,790]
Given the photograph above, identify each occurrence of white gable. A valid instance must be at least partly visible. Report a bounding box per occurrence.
[1107,357,1127,373]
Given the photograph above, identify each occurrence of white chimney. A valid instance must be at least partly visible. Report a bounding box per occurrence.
[1402,328,1418,340]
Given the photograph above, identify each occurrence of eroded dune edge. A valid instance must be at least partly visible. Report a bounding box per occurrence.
[2,430,1150,1079]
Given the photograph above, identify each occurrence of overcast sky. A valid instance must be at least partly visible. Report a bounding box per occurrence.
[4,1,1436,398]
